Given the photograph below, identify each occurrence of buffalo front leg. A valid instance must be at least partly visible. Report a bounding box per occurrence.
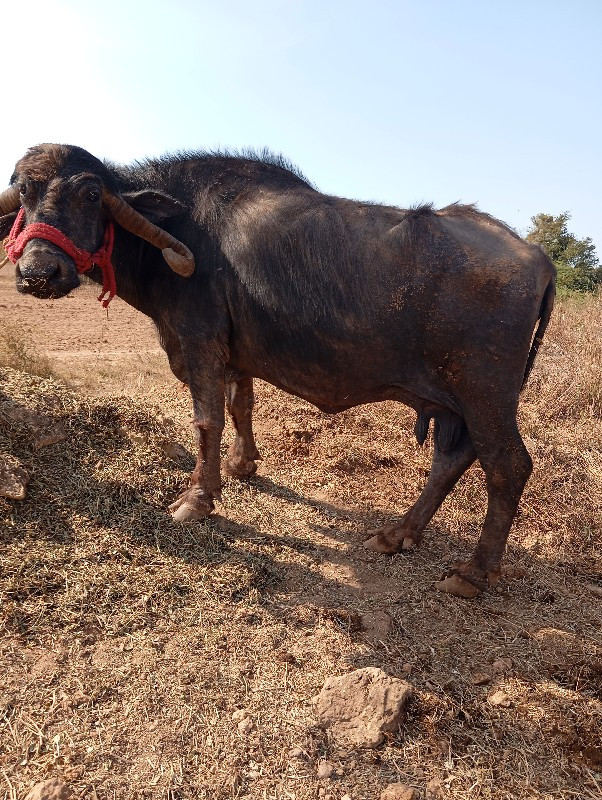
[365,425,476,554]
[223,374,261,479]
[170,355,226,523]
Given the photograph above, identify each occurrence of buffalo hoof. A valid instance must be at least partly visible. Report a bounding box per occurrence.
[170,501,214,522]
[435,561,502,598]
[435,561,502,597]
[364,525,421,554]
[435,573,482,598]
[223,457,258,479]
[169,491,215,522]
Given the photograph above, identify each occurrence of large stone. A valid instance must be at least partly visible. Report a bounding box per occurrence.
[2,405,66,448]
[24,779,72,800]
[0,454,29,499]
[315,667,413,748]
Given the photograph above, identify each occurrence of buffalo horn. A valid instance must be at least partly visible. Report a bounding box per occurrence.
[103,191,195,277]
[0,185,20,216]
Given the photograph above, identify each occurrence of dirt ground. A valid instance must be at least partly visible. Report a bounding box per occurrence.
[0,265,601,800]
[0,265,169,393]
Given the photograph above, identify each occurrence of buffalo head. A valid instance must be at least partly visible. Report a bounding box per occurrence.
[0,144,194,301]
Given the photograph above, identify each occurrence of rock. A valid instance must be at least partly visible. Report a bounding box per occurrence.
[0,454,29,499]
[289,746,305,759]
[380,784,418,800]
[471,672,491,686]
[2,405,66,448]
[315,667,413,748]
[24,779,72,800]
[316,760,334,779]
[231,708,249,722]
[488,690,511,707]
[361,609,393,643]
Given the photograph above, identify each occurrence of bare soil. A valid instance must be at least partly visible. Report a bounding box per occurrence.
[0,265,169,394]
[1,265,601,800]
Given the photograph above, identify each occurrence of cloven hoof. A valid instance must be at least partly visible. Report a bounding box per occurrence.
[169,500,214,522]
[364,533,395,554]
[434,573,483,598]
[363,529,420,554]
[223,458,258,479]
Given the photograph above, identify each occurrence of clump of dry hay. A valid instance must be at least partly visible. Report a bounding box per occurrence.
[1,293,601,800]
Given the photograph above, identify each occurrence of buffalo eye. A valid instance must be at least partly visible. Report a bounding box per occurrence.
[86,189,101,203]
[18,183,28,197]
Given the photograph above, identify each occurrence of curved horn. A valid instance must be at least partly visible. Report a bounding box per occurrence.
[0,185,20,216]
[103,190,195,277]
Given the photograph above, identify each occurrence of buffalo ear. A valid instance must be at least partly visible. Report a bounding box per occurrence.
[0,211,18,239]
[120,190,186,224]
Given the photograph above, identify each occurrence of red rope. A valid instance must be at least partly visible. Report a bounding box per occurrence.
[5,208,117,308]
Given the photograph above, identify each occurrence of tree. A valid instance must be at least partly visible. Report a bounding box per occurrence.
[526,212,601,293]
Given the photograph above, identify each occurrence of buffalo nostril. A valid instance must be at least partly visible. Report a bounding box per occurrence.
[15,253,80,298]
[17,261,61,281]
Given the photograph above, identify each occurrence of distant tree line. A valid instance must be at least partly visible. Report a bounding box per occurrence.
[526,212,601,294]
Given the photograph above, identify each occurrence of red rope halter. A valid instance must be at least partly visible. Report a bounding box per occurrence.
[5,208,117,308]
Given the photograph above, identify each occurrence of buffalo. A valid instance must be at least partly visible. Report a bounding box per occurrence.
[0,144,555,597]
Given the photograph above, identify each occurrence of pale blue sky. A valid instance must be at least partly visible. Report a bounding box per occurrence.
[3,0,601,252]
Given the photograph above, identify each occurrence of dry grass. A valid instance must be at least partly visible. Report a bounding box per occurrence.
[54,351,173,397]
[0,294,601,800]
[0,323,55,380]
[523,293,602,421]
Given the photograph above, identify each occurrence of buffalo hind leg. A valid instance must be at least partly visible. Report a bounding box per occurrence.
[365,425,476,553]
[223,374,261,479]
[436,412,532,598]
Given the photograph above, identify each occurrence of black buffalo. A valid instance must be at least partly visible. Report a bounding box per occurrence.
[0,144,555,597]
